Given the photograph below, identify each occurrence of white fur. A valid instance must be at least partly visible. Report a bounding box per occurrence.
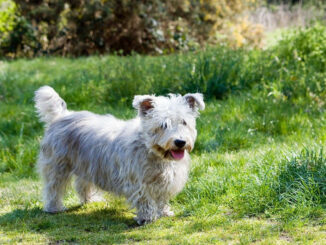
[35,86,204,225]
[34,86,69,124]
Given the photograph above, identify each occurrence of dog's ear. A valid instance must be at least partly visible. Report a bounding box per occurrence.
[184,93,205,111]
[133,95,155,116]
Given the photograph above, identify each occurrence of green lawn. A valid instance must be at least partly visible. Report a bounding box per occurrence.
[2,25,326,244]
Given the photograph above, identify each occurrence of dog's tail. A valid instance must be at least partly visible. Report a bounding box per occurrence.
[34,86,68,125]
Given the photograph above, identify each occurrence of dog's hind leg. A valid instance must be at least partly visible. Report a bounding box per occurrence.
[74,177,103,204]
[38,156,71,213]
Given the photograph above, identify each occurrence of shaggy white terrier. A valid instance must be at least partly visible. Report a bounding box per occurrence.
[35,86,204,225]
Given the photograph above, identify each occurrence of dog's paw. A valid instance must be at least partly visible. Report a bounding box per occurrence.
[134,217,153,226]
[81,194,105,204]
[163,209,174,217]
[89,194,105,203]
[44,206,66,214]
[161,205,174,217]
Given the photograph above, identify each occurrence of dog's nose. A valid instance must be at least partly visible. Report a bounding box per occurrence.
[174,139,186,148]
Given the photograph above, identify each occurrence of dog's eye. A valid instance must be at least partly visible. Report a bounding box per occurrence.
[182,120,187,126]
[161,122,168,129]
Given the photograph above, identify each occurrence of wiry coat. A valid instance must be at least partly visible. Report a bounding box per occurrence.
[35,86,204,224]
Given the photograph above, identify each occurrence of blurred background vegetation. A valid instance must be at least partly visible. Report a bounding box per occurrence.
[0,0,325,58]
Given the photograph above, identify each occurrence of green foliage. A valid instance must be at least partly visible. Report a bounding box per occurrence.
[0,0,37,57]
[0,0,16,34]
[0,0,16,50]
[0,0,262,57]
[277,23,326,72]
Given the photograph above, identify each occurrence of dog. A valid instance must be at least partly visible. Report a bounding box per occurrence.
[34,86,204,225]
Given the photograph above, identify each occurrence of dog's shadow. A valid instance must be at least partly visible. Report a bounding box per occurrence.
[0,205,139,243]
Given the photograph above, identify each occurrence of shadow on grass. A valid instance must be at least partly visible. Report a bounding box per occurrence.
[0,205,138,243]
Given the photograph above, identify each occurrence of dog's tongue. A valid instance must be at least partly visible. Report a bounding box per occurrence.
[170,150,185,160]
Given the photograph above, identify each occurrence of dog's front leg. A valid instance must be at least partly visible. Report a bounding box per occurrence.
[135,196,159,225]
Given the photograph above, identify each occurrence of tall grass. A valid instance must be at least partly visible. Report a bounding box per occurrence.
[231,148,326,219]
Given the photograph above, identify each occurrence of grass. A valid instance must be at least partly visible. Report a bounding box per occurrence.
[2,25,326,243]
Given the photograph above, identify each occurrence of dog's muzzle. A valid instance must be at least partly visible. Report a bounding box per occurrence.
[169,139,187,160]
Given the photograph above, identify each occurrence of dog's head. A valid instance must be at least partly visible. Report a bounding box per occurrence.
[133,93,205,161]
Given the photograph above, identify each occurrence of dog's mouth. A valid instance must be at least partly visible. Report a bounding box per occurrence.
[153,144,186,160]
[169,149,185,160]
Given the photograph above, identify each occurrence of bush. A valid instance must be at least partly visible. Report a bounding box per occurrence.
[0,0,38,57]
[277,23,326,71]
[0,0,16,35]
[0,0,16,51]
[0,0,263,57]
[257,24,326,108]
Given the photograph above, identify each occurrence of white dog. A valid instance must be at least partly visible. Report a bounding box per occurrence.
[35,86,204,225]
